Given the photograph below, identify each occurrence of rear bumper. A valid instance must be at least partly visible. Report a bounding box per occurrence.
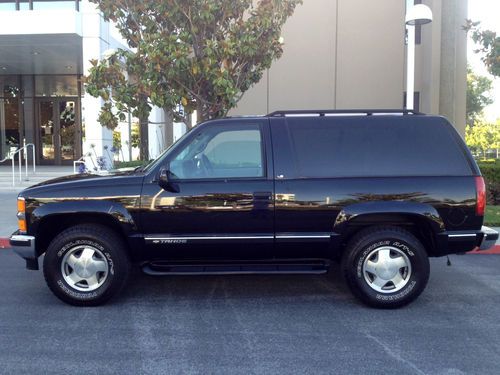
[9,231,38,270]
[436,226,499,255]
[479,226,499,250]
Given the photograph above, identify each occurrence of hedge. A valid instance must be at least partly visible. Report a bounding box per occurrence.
[113,160,148,169]
[478,160,500,205]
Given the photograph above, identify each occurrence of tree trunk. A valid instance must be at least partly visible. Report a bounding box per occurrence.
[138,95,149,161]
[139,114,149,161]
[163,108,174,148]
[185,113,193,129]
[196,101,206,123]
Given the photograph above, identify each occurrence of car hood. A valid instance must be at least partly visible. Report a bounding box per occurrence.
[20,169,145,196]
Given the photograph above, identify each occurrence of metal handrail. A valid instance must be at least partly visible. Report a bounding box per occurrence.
[11,143,36,186]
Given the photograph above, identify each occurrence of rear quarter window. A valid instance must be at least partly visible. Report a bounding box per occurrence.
[284,116,472,178]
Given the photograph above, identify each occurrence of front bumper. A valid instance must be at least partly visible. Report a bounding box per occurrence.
[9,231,38,270]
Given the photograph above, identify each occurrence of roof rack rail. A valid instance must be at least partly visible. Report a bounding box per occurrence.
[266,109,424,117]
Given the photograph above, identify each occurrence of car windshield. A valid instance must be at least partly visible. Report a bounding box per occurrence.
[138,127,194,173]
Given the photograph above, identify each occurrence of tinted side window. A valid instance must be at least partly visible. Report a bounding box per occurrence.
[169,123,264,179]
[285,116,471,178]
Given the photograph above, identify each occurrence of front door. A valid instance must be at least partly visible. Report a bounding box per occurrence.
[38,99,79,165]
[140,119,275,260]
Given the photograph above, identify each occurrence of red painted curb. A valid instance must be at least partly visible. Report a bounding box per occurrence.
[0,238,10,249]
[468,245,500,255]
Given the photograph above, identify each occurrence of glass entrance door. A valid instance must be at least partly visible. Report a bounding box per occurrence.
[38,99,78,164]
[39,101,55,162]
[59,100,77,162]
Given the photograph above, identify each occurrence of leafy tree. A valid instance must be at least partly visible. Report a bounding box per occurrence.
[85,0,302,159]
[113,131,121,151]
[130,122,140,149]
[464,20,500,77]
[466,66,493,126]
[465,119,500,159]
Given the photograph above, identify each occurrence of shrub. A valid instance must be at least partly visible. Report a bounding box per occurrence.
[478,160,500,205]
[113,160,147,169]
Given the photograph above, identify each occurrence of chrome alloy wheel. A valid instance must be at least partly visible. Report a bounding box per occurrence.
[61,245,109,292]
[362,246,412,293]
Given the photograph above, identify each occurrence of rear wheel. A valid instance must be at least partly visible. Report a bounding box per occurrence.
[43,224,130,306]
[341,226,430,308]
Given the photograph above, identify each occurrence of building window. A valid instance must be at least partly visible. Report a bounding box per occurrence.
[0,76,22,159]
[32,1,77,11]
[35,75,79,97]
[0,2,16,10]
[0,1,80,11]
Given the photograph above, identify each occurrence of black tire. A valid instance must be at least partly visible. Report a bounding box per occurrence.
[341,226,430,309]
[43,224,131,306]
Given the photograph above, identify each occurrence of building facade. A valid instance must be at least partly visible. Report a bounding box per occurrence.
[0,0,468,168]
[230,0,468,136]
[0,0,171,166]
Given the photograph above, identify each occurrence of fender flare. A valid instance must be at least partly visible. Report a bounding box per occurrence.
[332,201,445,236]
[30,199,138,237]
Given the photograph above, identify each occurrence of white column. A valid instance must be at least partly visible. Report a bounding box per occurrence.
[81,0,113,169]
[406,25,415,110]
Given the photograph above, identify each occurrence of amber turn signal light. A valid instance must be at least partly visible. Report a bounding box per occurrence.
[17,197,26,213]
[17,197,26,233]
[18,219,27,232]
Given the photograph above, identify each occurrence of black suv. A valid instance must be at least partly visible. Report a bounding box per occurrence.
[10,109,499,308]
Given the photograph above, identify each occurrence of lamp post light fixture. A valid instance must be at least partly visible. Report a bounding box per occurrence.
[405,3,433,111]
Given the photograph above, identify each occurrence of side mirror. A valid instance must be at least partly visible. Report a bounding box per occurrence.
[158,167,178,192]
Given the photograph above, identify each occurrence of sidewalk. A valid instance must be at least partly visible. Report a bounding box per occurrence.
[0,165,73,192]
[0,166,74,237]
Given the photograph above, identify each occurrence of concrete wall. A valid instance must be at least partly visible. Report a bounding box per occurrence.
[230,0,468,136]
[231,0,405,116]
[336,0,405,109]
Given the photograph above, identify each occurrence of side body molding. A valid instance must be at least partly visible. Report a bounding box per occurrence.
[29,200,138,236]
[333,201,445,235]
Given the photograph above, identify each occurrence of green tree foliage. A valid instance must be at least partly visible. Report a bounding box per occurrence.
[85,0,301,129]
[464,20,500,77]
[466,66,493,126]
[478,160,500,205]
[113,130,121,151]
[465,119,500,159]
[130,122,140,149]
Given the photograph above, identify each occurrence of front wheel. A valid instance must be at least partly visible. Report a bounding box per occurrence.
[43,224,131,306]
[341,226,430,308]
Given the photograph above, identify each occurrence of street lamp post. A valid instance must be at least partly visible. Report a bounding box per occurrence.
[405,4,433,111]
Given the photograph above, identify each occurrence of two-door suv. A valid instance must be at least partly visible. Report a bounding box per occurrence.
[10,109,499,308]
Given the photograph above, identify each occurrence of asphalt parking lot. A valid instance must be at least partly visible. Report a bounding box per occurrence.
[1,249,499,375]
